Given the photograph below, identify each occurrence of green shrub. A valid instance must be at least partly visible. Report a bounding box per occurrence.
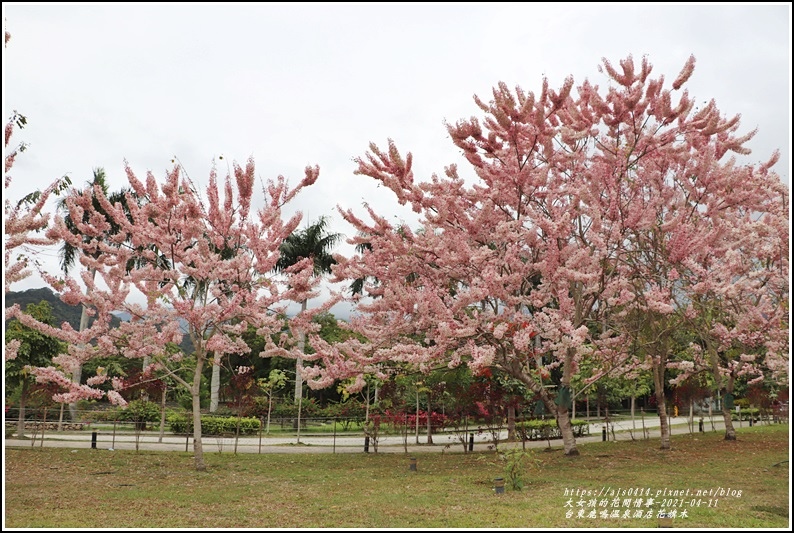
[266,398,323,420]
[167,413,261,435]
[82,400,161,428]
[731,407,759,421]
[514,418,590,440]
[176,390,209,411]
[322,400,366,421]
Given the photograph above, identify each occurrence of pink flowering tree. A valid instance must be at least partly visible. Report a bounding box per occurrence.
[306,59,652,457]
[11,159,324,470]
[668,181,789,440]
[604,55,789,448]
[304,54,788,456]
[4,30,71,361]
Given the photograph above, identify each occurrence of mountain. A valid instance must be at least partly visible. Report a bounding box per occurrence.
[5,287,193,353]
[4,287,122,330]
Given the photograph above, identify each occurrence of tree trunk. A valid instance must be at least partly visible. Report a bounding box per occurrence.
[415,387,420,445]
[69,267,96,422]
[158,385,167,443]
[210,353,221,412]
[708,398,714,431]
[653,364,671,450]
[294,299,307,402]
[16,379,28,438]
[266,394,273,434]
[365,382,370,423]
[296,393,303,445]
[571,389,576,420]
[426,395,433,445]
[722,380,737,440]
[556,402,579,456]
[557,348,579,455]
[507,404,516,442]
[191,358,206,471]
[141,356,151,401]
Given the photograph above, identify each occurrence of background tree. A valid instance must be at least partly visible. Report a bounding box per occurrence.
[12,158,323,471]
[56,167,139,420]
[274,215,342,402]
[304,54,787,457]
[5,301,67,437]
[668,191,789,439]
[4,31,71,367]
[257,368,288,434]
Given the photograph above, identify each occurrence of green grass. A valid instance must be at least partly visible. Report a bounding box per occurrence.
[4,424,790,528]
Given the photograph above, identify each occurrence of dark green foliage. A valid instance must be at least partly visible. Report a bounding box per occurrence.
[5,287,123,331]
[514,419,590,440]
[274,216,342,277]
[167,413,261,435]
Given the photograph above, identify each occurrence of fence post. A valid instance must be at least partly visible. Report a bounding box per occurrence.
[364,435,370,453]
[91,431,97,449]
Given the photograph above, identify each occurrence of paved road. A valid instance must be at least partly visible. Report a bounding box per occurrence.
[5,415,765,454]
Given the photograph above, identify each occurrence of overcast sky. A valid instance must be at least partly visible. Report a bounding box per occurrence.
[3,3,791,319]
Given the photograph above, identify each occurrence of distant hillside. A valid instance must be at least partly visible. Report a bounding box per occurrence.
[4,287,121,330]
[5,287,193,353]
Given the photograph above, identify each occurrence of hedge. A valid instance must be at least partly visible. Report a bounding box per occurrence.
[515,418,590,440]
[167,413,261,435]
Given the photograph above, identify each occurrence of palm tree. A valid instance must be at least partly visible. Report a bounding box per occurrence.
[274,215,342,402]
[58,168,137,420]
[350,238,375,296]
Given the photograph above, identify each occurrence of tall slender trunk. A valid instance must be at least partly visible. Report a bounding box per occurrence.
[415,386,420,444]
[266,394,273,434]
[140,355,151,401]
[426,394,433,445]
[210,353,221,412]
[294,299,307,402]
[191,355,206,471]
[16,379,29,438]
[365,382,370,423]
[158,385,167,443]
[69,267,96,422]
[296,393,303,444]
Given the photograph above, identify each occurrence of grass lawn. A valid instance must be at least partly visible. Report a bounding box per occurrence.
[4,424,790,528]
